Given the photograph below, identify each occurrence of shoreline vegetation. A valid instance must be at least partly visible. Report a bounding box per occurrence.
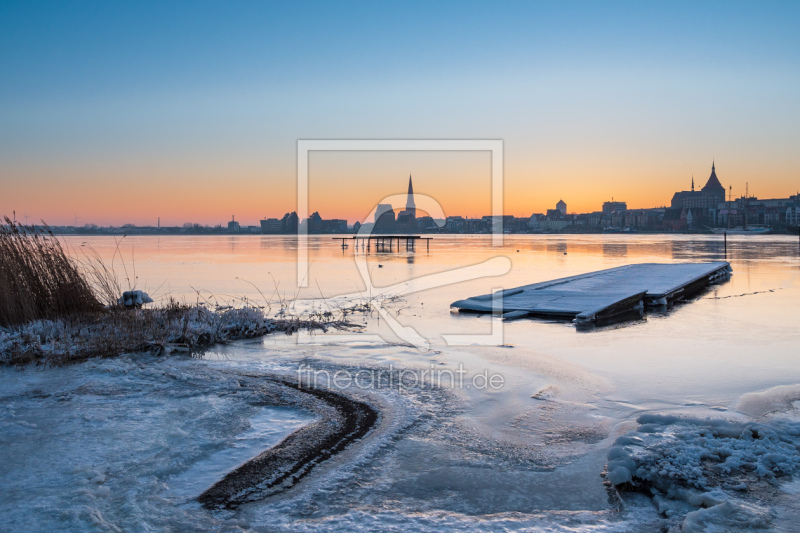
[0,218,355,367]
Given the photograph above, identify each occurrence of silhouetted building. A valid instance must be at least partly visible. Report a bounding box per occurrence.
[396,175,417,231]
[374,204,396,232]
[375,204,394,223]
[603,200,627,213]
[260,218,281,233]
[280,212,299,233]
[445,216,465,232]
[787,206,800,227]
[556,199,567,215]
[671,161,726,210]
[406,174,416,216]
[398,174,416,219]
[668,161,727,228]
[416,216,437,231]
[662,207,696,231]
[718,195,800,228]
[308,212,323,233]
[227,216,240,233]
[322,219,347,233]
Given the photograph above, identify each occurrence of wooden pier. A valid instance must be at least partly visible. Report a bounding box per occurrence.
[451,262,732,324]
[335,235,432,252]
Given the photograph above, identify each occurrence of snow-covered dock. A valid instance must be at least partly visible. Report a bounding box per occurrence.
[451,262,732,323]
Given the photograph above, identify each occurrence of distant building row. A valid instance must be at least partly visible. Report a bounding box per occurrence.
[254,163,800,234]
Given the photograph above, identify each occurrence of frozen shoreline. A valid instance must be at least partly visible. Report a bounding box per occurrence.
[198,375,379,510]
[0,354,386,531]
[3,351,800,531]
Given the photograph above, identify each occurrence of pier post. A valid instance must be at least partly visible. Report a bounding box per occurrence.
[334,235,430,255]
[724,230,727,257]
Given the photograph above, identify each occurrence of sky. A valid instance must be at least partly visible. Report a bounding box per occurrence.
[1,0,799,226]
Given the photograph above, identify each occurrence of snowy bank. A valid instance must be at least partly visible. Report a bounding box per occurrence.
[0,304,351,366]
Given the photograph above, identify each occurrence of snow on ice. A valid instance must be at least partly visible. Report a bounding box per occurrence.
[608,413,800,531]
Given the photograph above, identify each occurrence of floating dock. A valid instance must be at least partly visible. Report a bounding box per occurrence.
[451,262,732,324]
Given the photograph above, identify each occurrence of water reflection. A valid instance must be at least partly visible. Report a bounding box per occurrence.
[602,242,627,257]
[60,234,800,312]
[546,240,568,254]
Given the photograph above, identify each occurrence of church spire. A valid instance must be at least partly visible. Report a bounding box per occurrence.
[691,174,694,192]
[406,174,416,213]
[701,158,725,196]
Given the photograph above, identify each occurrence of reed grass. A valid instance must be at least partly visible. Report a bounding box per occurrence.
[0,217,101,327]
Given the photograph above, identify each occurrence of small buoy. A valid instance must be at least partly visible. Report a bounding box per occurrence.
[563,252,567,255]
[516,250,519,252]
[378,264,383,268]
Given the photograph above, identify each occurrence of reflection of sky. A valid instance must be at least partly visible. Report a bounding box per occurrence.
[68,233,800,405]
[2,2,799,225]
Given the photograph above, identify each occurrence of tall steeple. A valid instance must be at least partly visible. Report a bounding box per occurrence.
[691,174,694,192]
[701,159,725,199]
[406,174,416,215]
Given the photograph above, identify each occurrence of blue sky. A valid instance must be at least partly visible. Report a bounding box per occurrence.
[2,1,799,224]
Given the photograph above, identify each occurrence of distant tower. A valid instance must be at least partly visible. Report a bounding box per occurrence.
[556,199,567,215]
[701,159,725,201]
[406,174,416,217]
[691,175,694,192]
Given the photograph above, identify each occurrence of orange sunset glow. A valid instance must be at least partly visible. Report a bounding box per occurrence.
[4,151,797,227]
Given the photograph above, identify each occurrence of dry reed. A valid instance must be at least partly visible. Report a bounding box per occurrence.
[0,217,101,327]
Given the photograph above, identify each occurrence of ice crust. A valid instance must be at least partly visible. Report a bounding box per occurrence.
[608,414,800,531]
[0,354,624,531]
[737,384,800,418]
[0,356,309,531]
[4,349,800,532]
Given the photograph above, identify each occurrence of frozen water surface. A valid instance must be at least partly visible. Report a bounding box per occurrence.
[2,234,799,531]
[0,357,318,531]
[165,407,316,503]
